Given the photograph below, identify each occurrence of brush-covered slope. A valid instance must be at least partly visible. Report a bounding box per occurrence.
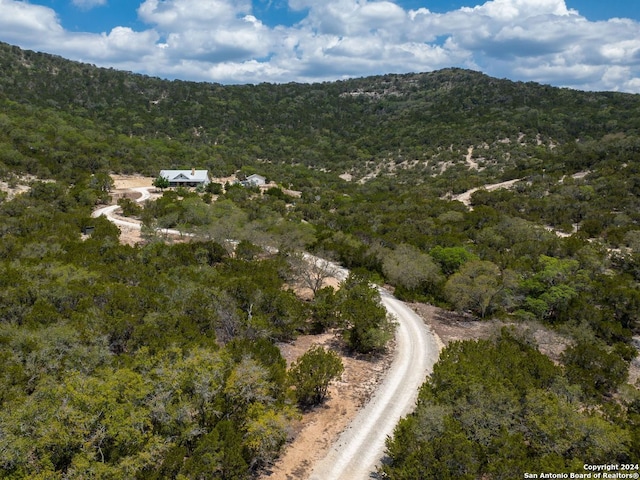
[2,41,640,182]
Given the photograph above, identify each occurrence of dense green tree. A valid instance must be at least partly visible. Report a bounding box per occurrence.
[0,367,159,477]
[180,420,249,480]
[152,175,169,191]
[89,172,114,193]
[429,245,477,275]
[310,286,341,334]
[383,330,633,479]
[288,345,344,408]
[444,260,514,318]
[562,341,629,398]
[117,197,142,217]
[381,244,443,298]
[338,274,395,354]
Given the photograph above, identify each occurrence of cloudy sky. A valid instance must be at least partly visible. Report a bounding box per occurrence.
[1,0,640,92]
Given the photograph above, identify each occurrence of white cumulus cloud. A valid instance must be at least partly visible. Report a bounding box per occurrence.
[0,0,639,92]
[0,0,64,43]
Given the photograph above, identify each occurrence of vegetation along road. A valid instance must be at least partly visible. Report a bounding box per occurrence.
[310,287,440,480]
[92,186,186,238]
[95,189,441,480]
[92,187,150,228]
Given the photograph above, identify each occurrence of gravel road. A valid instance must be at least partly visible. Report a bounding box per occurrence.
[309,287,440,480]
[92,187,151,228]
[92,187,186,236]
[94,190,441,479]
[451,178,521,207]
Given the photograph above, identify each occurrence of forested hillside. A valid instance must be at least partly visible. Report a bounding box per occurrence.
[1,42,640,478]
[3,40,640,181]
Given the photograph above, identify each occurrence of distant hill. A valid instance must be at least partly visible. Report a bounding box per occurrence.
[1,41,640,182]
[1,43,640,480]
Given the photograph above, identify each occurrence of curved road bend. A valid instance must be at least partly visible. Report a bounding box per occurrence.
[92,186,151,228]
[309,288,440,480]
[94,192,441,479]
[92,187,186,236]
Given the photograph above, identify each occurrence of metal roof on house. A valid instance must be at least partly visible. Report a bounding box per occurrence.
[160,170,210,183]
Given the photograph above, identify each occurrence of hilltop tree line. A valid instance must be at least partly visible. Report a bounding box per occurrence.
[1,41,640,476]
[3,41,640,182]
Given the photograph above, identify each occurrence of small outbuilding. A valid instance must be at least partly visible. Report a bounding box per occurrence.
[159,169,210,188]
[241,174,267,187]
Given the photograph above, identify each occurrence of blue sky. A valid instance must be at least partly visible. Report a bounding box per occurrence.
[1,0,640,92]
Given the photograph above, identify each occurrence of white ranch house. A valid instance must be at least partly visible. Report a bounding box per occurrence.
[240,174,267,187]
[160,169,210,188]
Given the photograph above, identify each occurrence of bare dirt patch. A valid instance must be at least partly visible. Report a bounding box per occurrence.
[111,174,154,189]
[411,303,495,345]
[102,175,157,245]
[450,178,522,208]
[0,174,48,200]
[410,303,571,365]
[411,303,640,391]
[109,212,146,246]
[263,334,393,480]
[0,181,30,200]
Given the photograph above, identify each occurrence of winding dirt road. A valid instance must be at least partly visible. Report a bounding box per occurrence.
[92,187,151,228]
[92,187,188,237]
[451,178,521,208]
[94,187,442,480]
[309,288,440,480]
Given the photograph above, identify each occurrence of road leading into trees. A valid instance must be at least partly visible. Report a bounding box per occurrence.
[92,187,187,236]
[92,187,151,228]
[94,190,442,480]
[309,287,440,480]
[451,178,522,208]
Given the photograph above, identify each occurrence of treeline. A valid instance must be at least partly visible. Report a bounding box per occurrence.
[0,182,391,478]
[140,163,640,344]
[3,42,640,181]
[383,329,639,479]
[304,174,639,333]
[137,169,639,345]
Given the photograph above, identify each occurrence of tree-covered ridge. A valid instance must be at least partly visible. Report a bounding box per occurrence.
[1,39,640,477]
[2,41,640,182]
